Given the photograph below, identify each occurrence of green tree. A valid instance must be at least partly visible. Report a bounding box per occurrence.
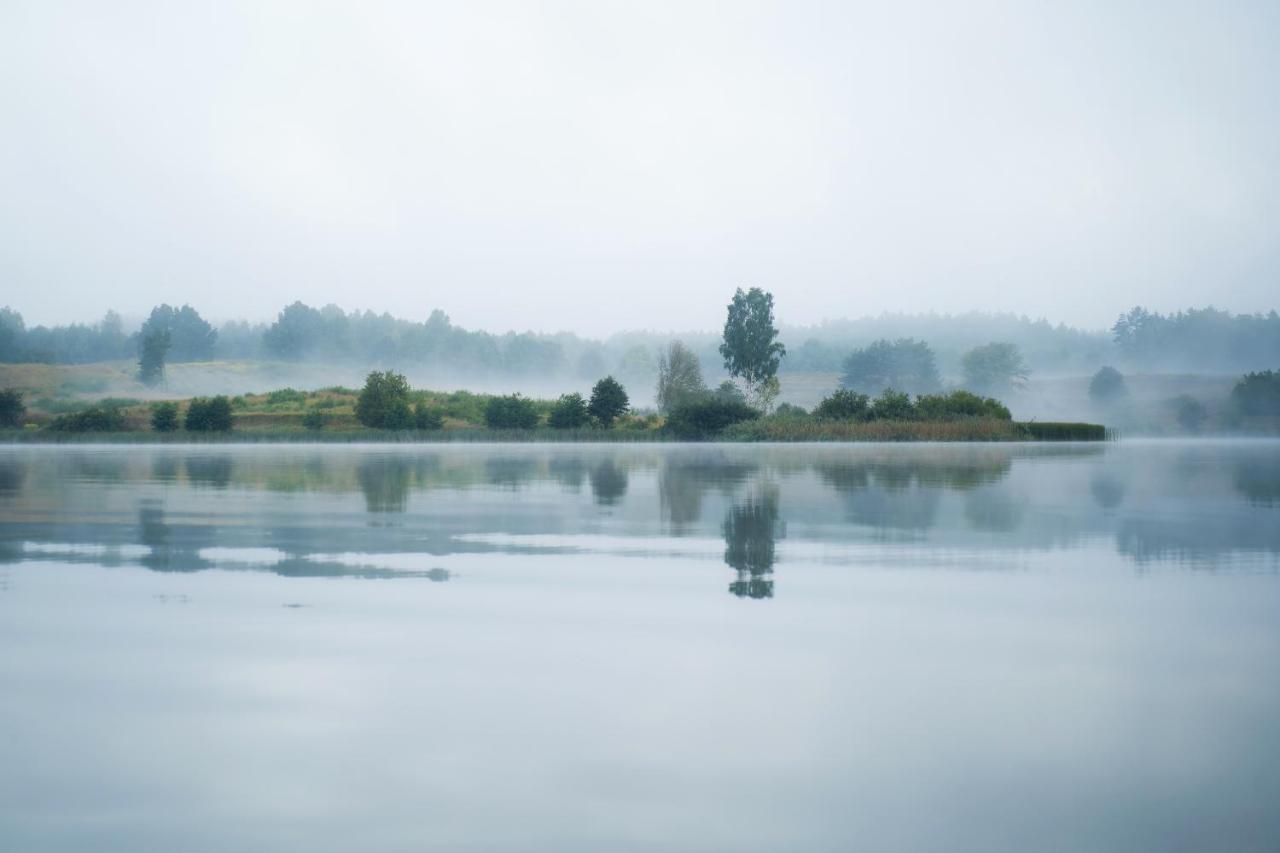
[1231,370,1280,416]
[301,409,326,431]
[355,371,413,429]
[869,388,915,420]
[719,287,785,405]
[549,392,590,428]
[840,338,940,395]
[656,341,707,413]
[961,342,1029,394]
[1172,394,1208,432]
[1088,366,1128,404]
[0,388,24,428]
[484,394,539,429]
[139,304,217,361]
[138,329,171,386]
[185,396,233,431]
[413,401,443,430]
[150,402,180,432]
[588,376,629,427]
[813,389,870,420]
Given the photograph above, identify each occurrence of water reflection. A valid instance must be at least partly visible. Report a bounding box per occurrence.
[0,442,1276,582]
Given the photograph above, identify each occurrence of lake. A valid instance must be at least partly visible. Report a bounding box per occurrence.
[1,440,1278,852]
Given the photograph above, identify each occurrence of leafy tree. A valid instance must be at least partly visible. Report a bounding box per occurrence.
[719,287,785,401]
[48,406,127,432]
[1171,395,1208,432]
[869,388,915,420]
[665,397,759,438]
[1231,370,1280,416]
[301,410,326,430]
[150,402,180,432]
[185,396,233,431]
[485,394,539,429]
[548,392,590,428]
[0,388,25,428]
[712,381,748,405]
[1088,366,1128,404]
[588,376,629,427]
[413,401,443,430]
[656,341,707,413]
[773,403,808,418]
[914,390,1011,421]
[138,329,171,386]
[355,371,413,429]
[139,304,217,361]
[961,342,1029,394]
[814,389,870,420]
[840,338,940,395]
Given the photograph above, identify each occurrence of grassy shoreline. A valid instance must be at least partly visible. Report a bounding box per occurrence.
[1,420,1109,444]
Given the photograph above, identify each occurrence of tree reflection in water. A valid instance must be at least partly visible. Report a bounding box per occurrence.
[723,486,782,599]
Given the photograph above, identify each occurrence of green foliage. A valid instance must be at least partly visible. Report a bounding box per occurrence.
[548,392,590,429]
[665,397,760,438]
[840,338,940,395]
[870,388,915,420]
[413,401,443,430]
[656,341,707,412]
[185,396,234,432]
[588,376,629,427]
[266,387,307,406]
[1171,394,1208,432]
[301,409,326,431]
[1231,370,1280,416]
[139,304,217,362]
[48,406,128,432]
[137,328,170,387]
[914,390,1011,421]
[773,403,808,418]
[1088,366,1128,403]
[961,342,1029,394]
[484,394,540,429]
[0,388,25,428]
[712,381,747,405]
[355,371,413,429]
[814,389,870,420]
[719,287,786,388]
[150,402,180,432]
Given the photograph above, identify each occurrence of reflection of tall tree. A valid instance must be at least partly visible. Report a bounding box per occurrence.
[548,457,587,492]
[357,456,413,513]
[659,457,756,534]
[589,459,628,506]
[184,454,233,489]
[137,504,210,572]
[0,455,26,497]
[724,488,781,599]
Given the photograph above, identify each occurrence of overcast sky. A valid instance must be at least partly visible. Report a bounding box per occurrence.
[2,1,1277,334]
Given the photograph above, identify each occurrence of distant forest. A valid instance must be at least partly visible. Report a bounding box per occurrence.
[1,301,1277,379]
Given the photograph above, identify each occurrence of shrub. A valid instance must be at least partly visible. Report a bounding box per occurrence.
[1231,370,1280,416]
[485,394,539,429]
[914,390,1011,421]
[48,406,127,432]
[151,402,180,432]
[0,388,24,428]
[185,396,234,431]
[301,409,326,431]
[356,371,414,429]
[588,376,629,427]
[813,389,870,420]
[773,402,808,418]
[548,392,590,429]
[266,387,307,406]
[665,397,760,438]
[413,402,443,430]
[869,388,915,420]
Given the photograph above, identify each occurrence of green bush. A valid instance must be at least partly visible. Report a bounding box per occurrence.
[773,403,808,418]
[0,388,24,428]
[588,376,629,427]
[355,371,413,429]
[185,396,234,432]
[266,387,307,406]
[1231,370,1280,416]
[869,388,915,420]
[813,389,869,420]
[413,402,443,430]
[485,394,540,429]
[665,397,759,437]
[151,402,180,432]
[914,390,1011,421]
[48,406,127,432]
[548,393,590,429]
[301,409,326,431]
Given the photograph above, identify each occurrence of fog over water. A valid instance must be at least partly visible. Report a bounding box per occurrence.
[3,2,1279,333]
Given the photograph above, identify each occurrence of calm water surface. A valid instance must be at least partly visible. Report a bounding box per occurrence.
[1,440,1278,852]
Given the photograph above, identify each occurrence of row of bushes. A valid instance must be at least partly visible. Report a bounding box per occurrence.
[812,388,1012,422]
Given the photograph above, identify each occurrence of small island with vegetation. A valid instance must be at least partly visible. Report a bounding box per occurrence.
[0,288,1109,443]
